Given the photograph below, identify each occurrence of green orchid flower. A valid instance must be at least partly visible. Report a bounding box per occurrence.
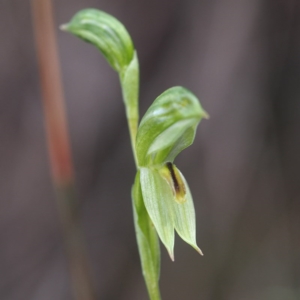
[62,8,208,300]
[134,86,207,259]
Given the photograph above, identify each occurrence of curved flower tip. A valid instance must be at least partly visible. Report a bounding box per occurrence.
[136,86,208,167]
[202,110,210,119]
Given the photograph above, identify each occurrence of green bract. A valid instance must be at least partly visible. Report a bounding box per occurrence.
[62,8,139,164]
[132,172,161,299]
[61,8,134,73]
[62,8,207,300]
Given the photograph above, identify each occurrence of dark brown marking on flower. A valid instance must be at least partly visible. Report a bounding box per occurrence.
[166,162,180,193]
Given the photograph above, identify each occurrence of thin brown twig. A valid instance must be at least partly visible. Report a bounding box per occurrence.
[31,0,96,299]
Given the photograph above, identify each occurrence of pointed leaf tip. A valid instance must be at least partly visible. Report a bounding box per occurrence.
[195,246,204,256]
[168,250,175,262]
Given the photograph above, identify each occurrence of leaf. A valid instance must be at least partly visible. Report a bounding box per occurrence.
[61,8,134,73]
[136,86,208,166]
[140,167,175,260]
[132,172,161,300]
[171,168,203,255]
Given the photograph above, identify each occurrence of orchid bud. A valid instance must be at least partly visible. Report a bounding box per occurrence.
[61,8,134,73]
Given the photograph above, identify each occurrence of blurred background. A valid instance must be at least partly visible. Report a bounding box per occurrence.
[1,0,300,299]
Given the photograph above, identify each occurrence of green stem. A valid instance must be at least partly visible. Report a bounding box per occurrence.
[119,52,140,168]
[132,173,161,300]
[120,57,162,300]
[129,119,138,166]
[149,287,161,300]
